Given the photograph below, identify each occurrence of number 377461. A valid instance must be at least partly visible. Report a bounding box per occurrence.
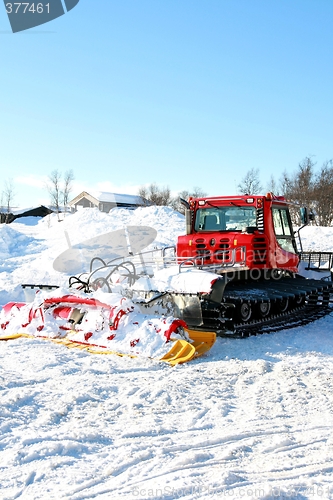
[5,3,50,14]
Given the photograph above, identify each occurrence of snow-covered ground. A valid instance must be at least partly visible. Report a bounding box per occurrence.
[1,207,333,500]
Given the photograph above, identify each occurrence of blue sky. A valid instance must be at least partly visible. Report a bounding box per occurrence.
[1,0,333,208]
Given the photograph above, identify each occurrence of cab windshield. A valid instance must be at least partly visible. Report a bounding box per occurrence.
[194,206,257,232]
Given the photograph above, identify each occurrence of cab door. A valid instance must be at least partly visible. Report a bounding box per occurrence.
[271,206,299,271]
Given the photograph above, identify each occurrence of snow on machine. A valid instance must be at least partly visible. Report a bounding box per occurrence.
[0,289,216,365]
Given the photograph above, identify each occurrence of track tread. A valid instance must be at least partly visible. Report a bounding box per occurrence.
[214,276,333,337]
[232,305,332,338]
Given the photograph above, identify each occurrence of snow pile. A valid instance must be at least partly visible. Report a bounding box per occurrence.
[0,224,42,259]
[38,205,184,249]
[0,206,185,307]
[298,225,333,252]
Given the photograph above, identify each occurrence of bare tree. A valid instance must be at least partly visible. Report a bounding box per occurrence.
[46,169,75,218]
[138,183,172,206]
[47,169,62,214]
[237,168,262,195]
[171,187,207,214]
[280,157,316,224]
[63,169,74,213]
[190,186,207,198]
[249,156,333,227]
[279,170,294,199]
[138,184,207,213]
[314,159,333,226]
[2,178,15,223]
[266,175,280,195]
[293,157,316,209]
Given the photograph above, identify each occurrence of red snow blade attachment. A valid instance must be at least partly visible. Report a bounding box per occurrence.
[0,293,216,365]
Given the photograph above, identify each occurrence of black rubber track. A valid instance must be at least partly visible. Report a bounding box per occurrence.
[216,276,333,337]
[231,304,333,338]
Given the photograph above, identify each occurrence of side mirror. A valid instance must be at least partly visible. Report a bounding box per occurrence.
[300,207,308,225]
[180,198,190,209]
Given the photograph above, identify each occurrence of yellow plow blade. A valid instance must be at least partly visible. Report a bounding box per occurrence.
[160,339,196,366]
[0,328,216,365]
[0,333,31,340]
[185,328,216,358]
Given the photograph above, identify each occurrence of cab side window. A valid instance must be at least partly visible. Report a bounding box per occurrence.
[272,208,296,253]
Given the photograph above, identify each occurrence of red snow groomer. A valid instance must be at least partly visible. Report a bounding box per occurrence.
[176,193,333,334]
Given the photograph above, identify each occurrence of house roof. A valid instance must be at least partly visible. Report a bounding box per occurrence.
[69,191,98,206]
[69,191,148,206]
[11,205,53,216]
[95,191,146,205]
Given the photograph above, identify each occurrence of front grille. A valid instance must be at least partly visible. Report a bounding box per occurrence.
[252,237,267,264]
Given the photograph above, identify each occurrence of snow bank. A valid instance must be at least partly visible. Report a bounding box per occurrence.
[298,225,333,252]
[0,206,184,307]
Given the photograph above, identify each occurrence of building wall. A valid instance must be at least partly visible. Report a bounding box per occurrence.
[99,202,118,212]
[74,198,98,210]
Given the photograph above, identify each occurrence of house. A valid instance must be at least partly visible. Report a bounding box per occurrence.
[68,191,149,213]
